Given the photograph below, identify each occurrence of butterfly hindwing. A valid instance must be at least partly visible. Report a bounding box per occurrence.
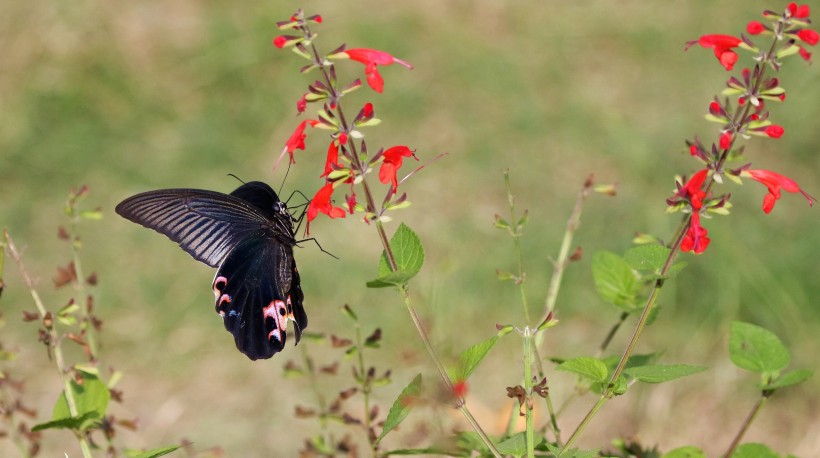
[212,232,306,360]
[117,181,307,361]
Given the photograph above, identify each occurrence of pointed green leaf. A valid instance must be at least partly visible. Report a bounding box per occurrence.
[557,357,608,383]
[730,443,778,458]
[592,251,640,311]
[52,373,110,431]
[31,412,98,432]
[662,446,706,458]
[624,245,670,273]
[124,445,181,458]
[729,322,790,373]
[367,223,424,288]
[762,369,813,390]
[454,335,499,381]
[624,364,708,383]
[377,374,422,444]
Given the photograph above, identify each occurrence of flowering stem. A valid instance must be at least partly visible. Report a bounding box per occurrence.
[353,319,377,454]
[560,218,688,455]
[503,171,530,324]
[3,230,93,458]
[66,214,98,361]
[723,393,769,458]
[302,30,501,458]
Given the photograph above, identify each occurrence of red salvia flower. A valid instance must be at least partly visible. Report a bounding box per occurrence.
[788,2,811,18]
[797,29,819,46]
[321,141,340,178]
[296,93,308,114]
[681,168,710,210]
[273,35,288,48]
[798,45,812,61]
[747,21,766,35]
[378,146,415,191]
[765,125,785,138]
[340,48,413,93]
[744,169,815,214]
[284,120,318,163]
[687,34,743,71]
[681,212,710,254]
[719,132,732,150]
[307,183,347,233]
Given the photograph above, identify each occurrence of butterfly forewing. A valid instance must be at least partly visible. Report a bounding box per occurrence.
[116,181,307,360]
[115,189,274,268]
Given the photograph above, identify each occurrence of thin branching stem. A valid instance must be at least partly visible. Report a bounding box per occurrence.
[723,393,770,458]
[4,230,93,458]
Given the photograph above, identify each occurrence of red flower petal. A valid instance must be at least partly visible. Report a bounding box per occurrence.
[719,132,732,150]
[745,169,815,214]
[747,21,766,35]
[765,125,785,138]
[273,36,287,48]
[797,29,819,46]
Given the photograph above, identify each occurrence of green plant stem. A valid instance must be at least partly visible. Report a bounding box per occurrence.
[67,221,98,361]
[523,327,535,458]
[4,230,93,458]
[723,394,769,458]
[299,344,332,447]
[559,218,688,455]
[354,321,377,454]
[595,312,629,358]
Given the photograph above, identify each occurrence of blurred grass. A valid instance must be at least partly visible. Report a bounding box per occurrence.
[1,0,818,456]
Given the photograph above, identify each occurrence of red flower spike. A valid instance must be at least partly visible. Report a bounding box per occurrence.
[719,132,732,150]
[378,146,415,191]
[747,21,766,35]
[688,34,743,71]
[765,125,785,138]
[341,48,413,93]
[681,212,710,254]
[744,169,815,214]
[306,183,347,233]
[797,29,819,46]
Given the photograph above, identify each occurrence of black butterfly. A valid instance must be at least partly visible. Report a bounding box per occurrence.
[115,181,307,361]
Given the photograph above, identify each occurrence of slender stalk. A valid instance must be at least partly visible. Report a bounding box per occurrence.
[723,394,769,458]
[353,321,378,454]
[67,219,98,360]
[595,312,629,358]
[522,327,535,458]
[4,230,93,458]
[300,344,332,447]
[503,171,530,324]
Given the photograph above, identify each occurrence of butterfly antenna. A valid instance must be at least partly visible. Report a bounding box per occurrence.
[278,162,293,197]
[227,173,246,184]
[296,237,339,260]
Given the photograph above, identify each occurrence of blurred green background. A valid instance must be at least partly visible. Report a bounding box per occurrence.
[2,0,818,456]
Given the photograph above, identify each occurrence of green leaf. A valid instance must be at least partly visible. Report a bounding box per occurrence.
[592,251,639,311]
[496,432,540,458]
[624,364,708,383]
[662,446,706,458]
[51,372,110,431]
[367,223,424,288]
[31,412,98,432]
[124,445,181,458]
[729,322,790,373]
[377,374,422,444]
[557,357,608,383]
[762,368,813,390]
[624,245,670,273]
[730,443,779,458]
[454,335,499,381]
